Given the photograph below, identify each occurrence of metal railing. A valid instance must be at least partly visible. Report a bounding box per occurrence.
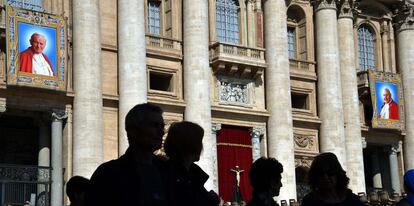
[0,164,51,206]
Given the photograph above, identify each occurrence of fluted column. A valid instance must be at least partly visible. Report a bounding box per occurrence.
[118,0,148,154]
[395,3,414,170]
[263,0,296,200]
[337,0,366,193]
[183,0,213,190]
[72,0,103,177]
[314,0,346,166]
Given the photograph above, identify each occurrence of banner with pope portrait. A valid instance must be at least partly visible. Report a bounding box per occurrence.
[5,5,66,91]
[369,70,405,130]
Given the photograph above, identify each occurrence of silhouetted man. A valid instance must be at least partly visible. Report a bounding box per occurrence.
[85,103,167,206]
[66,176,90,206]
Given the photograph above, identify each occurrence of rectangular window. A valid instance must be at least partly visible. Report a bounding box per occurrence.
[291,93,309,110]
[148,1,161,35]
[149,71,173,92]
[216,0,239,44]
[287,27,296,59]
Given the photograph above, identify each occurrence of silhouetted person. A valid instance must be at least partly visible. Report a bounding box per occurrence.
[85,103,167,206]
[247,157,283,206]
[163,121,220,206]
[66,176,90,206]
[397,169,414,206]
[301,152,364,206]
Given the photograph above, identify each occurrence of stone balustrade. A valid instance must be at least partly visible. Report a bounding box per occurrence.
[289,58,316,72]
[145,34,182,51]
[210,42,265,62]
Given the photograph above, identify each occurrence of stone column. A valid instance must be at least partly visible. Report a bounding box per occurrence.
[314,0,346,166]
[51,111,66,206]
[337,0,366,193]
[381,21,391,73]
[389,142,402,194]
[263,0,296,200]
[37,118,50,205]
[371,150,383,189]
[395,3,414,170]
[251,128,264,162]
[211,123,221,193]
[183,0,213,190]
[246,0,255,47]
[72,0,104,177]
[118,0,148,154]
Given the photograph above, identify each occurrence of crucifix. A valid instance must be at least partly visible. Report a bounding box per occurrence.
[230,165,244,187]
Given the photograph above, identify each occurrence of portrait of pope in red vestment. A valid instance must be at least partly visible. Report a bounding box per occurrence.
[379,88,399,120]
[19,33,55,76]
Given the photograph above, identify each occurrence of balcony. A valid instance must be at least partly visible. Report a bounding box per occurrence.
[289,58,317,81]
[209,42,266,79]
[0,164,51,206]
[145,34,182,60]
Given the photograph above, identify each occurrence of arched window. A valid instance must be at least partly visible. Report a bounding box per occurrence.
[358,26,376,71]
[148,1,161,35]
[216,0,240,44]
[287,5,307,60]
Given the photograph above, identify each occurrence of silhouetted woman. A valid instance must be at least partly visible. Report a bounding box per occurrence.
[163,121,219,206]
[301,152,363,206]
[397,169,414,206]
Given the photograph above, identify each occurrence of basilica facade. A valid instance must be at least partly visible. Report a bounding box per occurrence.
[0,0,413,205]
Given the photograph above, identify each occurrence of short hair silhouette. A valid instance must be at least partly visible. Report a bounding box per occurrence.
[66,176,90,202]
[125,103,162,139]
[249,157,283,192]
[164,121,204,160]
[307,152,350,191]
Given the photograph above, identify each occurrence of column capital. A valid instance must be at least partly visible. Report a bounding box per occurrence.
[393,3,414,32]
[211,123,222,134]
[338,0,357,19]
[51,109,68,121]
[251,127,265,139]
[389,141,403,154]
[313,0,337,12]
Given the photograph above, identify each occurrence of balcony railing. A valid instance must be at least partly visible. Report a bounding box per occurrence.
[289,58,316,72]
[145,34,182,51]
[210,42,265,62]
[0,164,51,206]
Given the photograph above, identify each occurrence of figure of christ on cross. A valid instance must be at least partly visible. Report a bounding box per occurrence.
[231,165,245,203]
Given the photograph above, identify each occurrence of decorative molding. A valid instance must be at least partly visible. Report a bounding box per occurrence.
[313,0,337,12]
[393,3,414,32]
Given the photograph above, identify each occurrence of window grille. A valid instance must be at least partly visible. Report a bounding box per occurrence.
[148,1,161,35]
[7,0,44,12]
[216,0,239,44]
[287,27,296,59]
[358,26,376,71]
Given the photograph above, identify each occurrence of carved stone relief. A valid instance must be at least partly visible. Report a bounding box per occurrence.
[313,0,337,11]
[218,76,253,106]
[294,134,315,151]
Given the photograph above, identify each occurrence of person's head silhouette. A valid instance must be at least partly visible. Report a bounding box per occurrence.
[66,176,90,206]
[249,157,283,197]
